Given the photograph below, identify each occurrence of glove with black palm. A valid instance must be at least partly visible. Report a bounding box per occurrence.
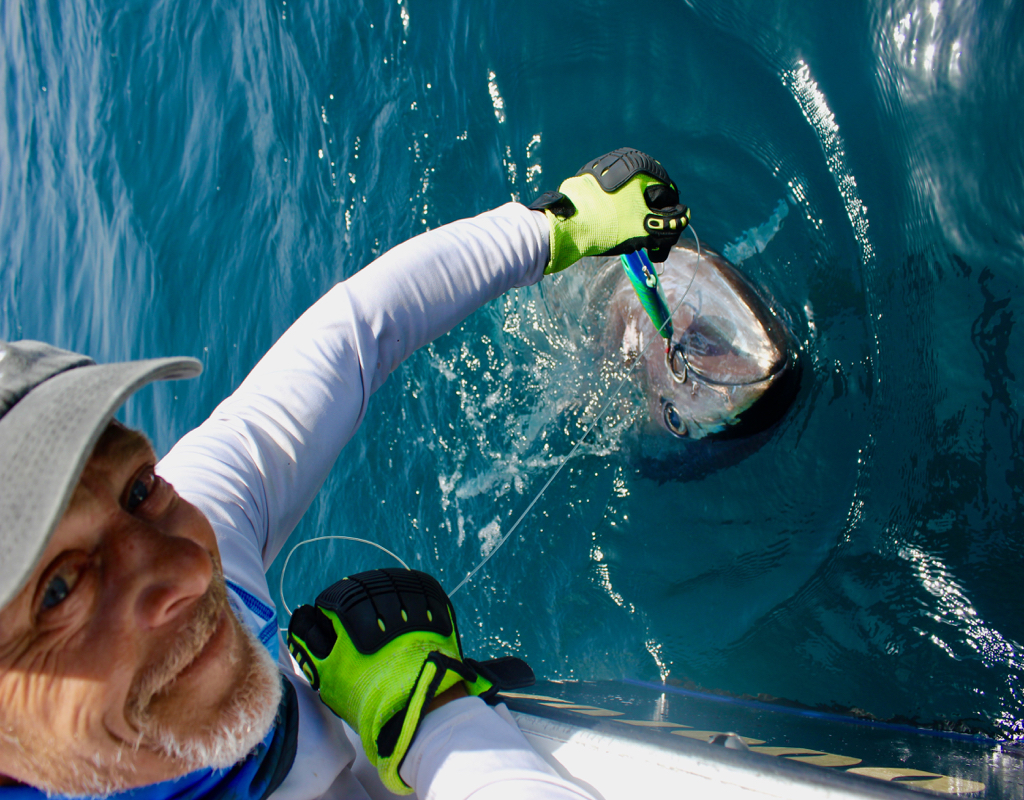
[529,147,690,274]
[287,568,534,795]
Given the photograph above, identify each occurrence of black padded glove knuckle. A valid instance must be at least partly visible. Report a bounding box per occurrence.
[528,190,577,218]
[315,568,456,656]
[643,183,680,210]
[289,604,338,659]
[577,147,674,192]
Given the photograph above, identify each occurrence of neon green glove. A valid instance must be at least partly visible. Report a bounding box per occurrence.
[287,568,534,795]
[528,147,690,274]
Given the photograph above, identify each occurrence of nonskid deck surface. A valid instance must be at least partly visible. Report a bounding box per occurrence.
[500,680,1021,798]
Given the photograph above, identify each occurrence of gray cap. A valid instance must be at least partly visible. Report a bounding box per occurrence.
[0,340,202,610]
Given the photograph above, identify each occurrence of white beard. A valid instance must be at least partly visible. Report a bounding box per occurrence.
[137,621,283,772]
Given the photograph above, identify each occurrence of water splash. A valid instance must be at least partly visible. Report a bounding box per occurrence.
[723,198,789,263]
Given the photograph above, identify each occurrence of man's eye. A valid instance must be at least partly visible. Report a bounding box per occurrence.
[41,574,71,610]
[125,470,156,512]
[126,479,149,511]
[37,556,87,614]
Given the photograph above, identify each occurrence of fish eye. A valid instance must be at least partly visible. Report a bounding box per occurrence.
[663,402,688,439]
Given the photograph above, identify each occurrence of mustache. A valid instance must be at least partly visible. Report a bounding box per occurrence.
[125,567,229,728]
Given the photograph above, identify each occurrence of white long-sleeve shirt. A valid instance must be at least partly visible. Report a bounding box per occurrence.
[156,203,595,800]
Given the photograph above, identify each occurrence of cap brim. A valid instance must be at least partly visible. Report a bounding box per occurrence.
[0,357,201,610]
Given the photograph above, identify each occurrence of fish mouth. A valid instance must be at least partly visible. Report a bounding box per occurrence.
[666,337,790,388]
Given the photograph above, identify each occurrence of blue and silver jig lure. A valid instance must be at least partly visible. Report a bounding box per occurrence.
[620,248,674,351]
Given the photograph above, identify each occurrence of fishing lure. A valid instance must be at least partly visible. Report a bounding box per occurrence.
[620,248,674,351]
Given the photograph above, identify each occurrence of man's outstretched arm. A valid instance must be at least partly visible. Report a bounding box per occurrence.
[158,203,549,567]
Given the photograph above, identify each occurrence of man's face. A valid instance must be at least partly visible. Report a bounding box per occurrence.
[0,423,280,795]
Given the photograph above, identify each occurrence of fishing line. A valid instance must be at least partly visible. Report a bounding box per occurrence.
[278,535,410,620]
[277,226,703,615]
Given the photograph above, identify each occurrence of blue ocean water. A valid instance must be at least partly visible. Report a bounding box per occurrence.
[3,0,1022,736]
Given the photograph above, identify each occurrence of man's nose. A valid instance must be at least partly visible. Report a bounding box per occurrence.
[105,523,214,630]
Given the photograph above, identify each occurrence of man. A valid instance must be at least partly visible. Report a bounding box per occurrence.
[0,149,688,799]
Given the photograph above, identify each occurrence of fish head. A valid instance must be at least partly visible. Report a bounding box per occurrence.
[608,243,801,443]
